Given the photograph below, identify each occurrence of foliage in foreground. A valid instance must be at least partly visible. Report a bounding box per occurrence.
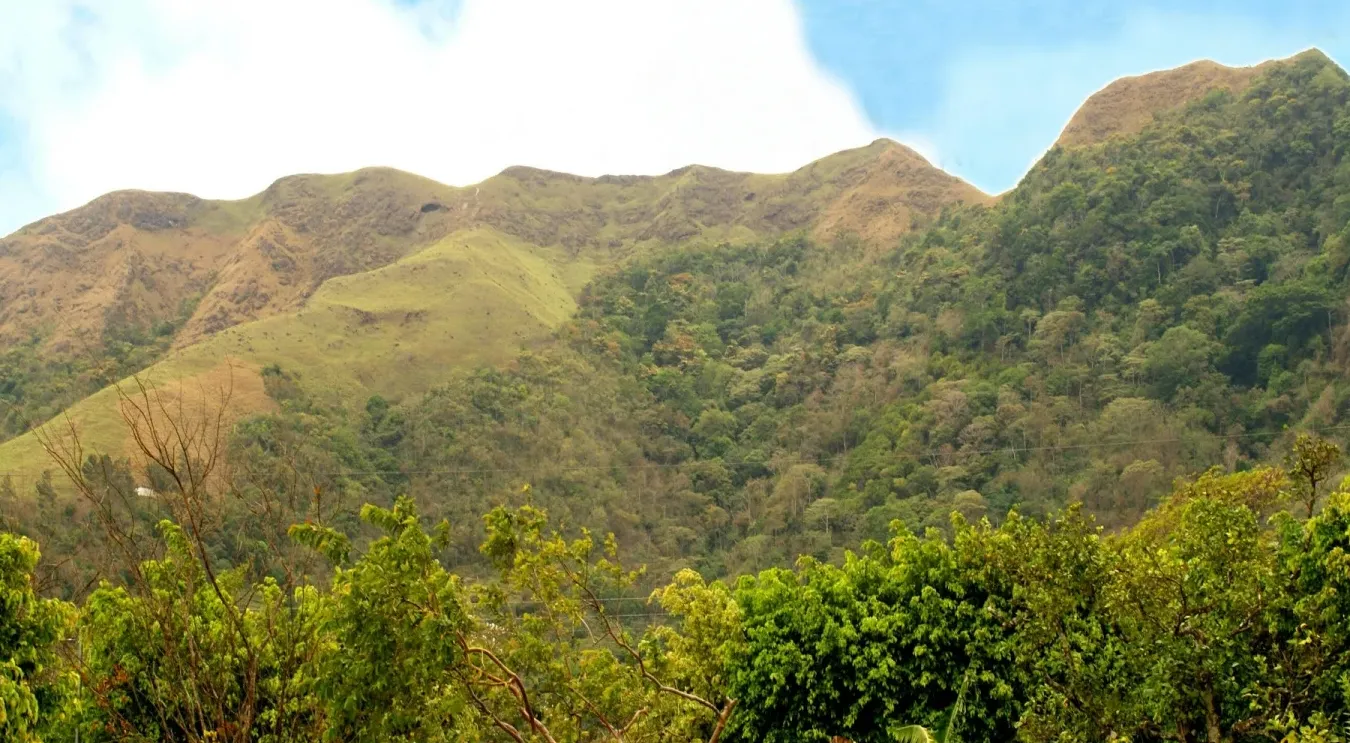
[4,436,1350,741]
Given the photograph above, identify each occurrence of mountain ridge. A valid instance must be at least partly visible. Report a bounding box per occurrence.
[0,138,986,358]
[3,48,1343,485]
[0,137,987,477]
[1053,48,1330,150]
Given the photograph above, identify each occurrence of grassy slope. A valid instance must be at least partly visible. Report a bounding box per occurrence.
[0,227,593,479]
[192,226,594,402]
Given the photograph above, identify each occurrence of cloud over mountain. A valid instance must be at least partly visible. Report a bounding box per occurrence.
[0,0,889,234]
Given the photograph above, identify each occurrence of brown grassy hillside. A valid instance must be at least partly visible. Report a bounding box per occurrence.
[0,192,252,354]
[1052,52,1329,149]
[0,139,984,360]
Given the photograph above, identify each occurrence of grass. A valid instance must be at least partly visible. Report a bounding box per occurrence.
[193,225,596,401]
[0,356,272,491]
[0,227,596,484]
[1053,56,1299,148]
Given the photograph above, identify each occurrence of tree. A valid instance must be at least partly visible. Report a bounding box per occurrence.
[308,497,472,742]
[993,508,1142,742]
[0,534,74,743]
[1271,485,1350,735]
[1285,433,1342,518]
[34,372,328,743]
[469,503,742,742]
[803,498,845,540]
[79,522,324,742]
[1222,281,1334,384]
[1143,326,1215,399]
[729,516,1020,743]
[1102,467,1291,742]
[309,496,744,742]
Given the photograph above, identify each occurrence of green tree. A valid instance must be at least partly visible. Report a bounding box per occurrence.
[78,521,323,743]
[1143,325,1216,399]
[471,502,741,742]
[308,497,471,742]
[0,534,74,743]
[1285,433,1342,518]
[729,516,1020,743]
[1091,468,1289,741]
[1271,485,1350,735]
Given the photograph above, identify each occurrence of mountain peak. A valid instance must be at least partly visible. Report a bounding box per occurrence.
[1054,58,1272,149]
[1052,49,1334,150]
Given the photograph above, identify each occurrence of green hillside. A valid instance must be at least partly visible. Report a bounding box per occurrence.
[92,47,1347,582]
[8,48,1350,582]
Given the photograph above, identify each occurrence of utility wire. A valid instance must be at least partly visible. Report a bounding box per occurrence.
[502,596,655,605]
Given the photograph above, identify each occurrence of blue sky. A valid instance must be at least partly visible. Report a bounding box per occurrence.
[0,0,1346,233]
[798,0,1348,190]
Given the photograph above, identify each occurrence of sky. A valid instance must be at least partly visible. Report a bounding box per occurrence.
[0,0,1346,235]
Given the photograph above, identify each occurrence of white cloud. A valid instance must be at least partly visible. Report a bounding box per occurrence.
[0,0,889,233]
[918,8,1350,195]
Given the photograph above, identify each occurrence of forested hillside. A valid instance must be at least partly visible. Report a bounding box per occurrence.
[22,47,1336,584]
[4,48,1350,742]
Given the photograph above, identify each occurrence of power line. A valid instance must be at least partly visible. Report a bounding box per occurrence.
[602,612,671,620]
[503,596,654,606]
[498,608,672,620]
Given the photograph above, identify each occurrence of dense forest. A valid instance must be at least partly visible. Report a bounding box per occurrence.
[5,49,1350,741]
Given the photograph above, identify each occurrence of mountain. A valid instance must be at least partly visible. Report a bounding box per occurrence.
[7,46,1350,743]
[0,139,986,479]
[7,47,1350,587]
[0,140,983,356]
[107,45,1347,577]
